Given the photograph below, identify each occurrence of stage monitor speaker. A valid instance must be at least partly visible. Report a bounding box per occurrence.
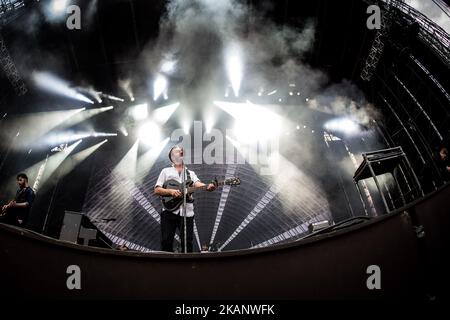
[59,211,113,248]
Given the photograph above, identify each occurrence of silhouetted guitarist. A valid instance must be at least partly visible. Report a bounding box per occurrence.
[1,173,35,227]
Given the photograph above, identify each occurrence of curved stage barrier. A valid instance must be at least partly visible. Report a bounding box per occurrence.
[1,185,449,299]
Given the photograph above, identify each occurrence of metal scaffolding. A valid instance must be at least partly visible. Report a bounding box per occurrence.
[0,32,27,96]
[0,0,29,96]
[362,0,450,72]
[361,0,395,81]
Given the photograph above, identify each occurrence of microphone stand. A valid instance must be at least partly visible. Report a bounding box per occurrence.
[181,161,187,254]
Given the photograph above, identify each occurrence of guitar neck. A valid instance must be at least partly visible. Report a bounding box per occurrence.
[186,181,224,193]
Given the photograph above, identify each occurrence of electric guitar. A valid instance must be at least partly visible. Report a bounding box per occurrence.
[161,177,241,211]
[1,200,15,217]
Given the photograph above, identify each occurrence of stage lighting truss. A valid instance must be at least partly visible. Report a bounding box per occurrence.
[0,32,27,96]
[0,1,27,26]
[360,0,395,82]
[361,0,450,79]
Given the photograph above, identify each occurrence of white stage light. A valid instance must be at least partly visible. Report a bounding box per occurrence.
[129,103,148,121]
[183,121,190,135]
[138,121,161,147]
[32,71,94,104]
[214,100,282,144]
[161,60,176,74]
[101,93,124,102]
[153,74,168,101]
[324,118,360,136]
[119,126,129,137]
[225,42,243,97]
[45,131,117,146]
[118,78,134,102]
[52,0,68,13]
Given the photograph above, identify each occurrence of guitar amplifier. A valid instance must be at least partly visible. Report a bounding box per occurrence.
[59,211,113,248]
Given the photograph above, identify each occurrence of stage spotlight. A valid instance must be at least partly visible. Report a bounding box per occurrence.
[324,117,360,136]
[215,100,282,144]
[138,121,161,147]
[118,78,134,102]
[90,90,102,103]
[153,74,168,101]
[225,42,243,97]
[32,71,94,104]
[129,103,148,121]
[91,132,117,138]
[161,59,176,74]
[52,0,68,13]
[119,126,129,137]
[45,131,116,147]
[101,93,124,102]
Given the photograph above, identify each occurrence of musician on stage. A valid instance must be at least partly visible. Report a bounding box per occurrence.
[154,146,216,253]
[1,173,35,227]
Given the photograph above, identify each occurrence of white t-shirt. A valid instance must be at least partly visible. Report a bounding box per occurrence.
[155,166,200,217]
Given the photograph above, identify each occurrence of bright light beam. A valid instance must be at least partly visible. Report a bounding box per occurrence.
[153,74,168,101]
[129,103,148,121]
[324,117,361,136]
[5,108,84,150]
[214,100,282,144]
[57,106,113,129]
[32,71,94,104]
[113,139,139,182]
[12,140,83,194]
[138,121,161,148]
[152,102,179,125]
[43,131,116,147]
[52,0,69,13]
[118,78,134,102]
[59,139,108,177]
[136,137,170,183]
[225,42,243,97]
